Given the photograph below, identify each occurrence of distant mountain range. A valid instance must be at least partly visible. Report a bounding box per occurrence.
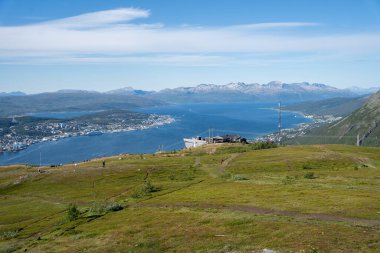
[105,82,378,103]
[289,90,380,146]
[2,82,379,102]
[0,92,165,117]
[1,81,379,117]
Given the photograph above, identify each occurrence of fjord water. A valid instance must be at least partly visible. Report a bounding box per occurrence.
[0,102,310,165]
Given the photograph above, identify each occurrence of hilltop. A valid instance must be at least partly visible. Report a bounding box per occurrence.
[289,90,380,146]
[0,143,379,252]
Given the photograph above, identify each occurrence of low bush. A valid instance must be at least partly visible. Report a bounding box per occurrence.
[89,202,123,215]
[131,180,160,198]
[67,204,80,221]
[105,202,123,212]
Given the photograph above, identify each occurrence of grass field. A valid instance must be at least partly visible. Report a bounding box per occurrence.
[0,144,379,252]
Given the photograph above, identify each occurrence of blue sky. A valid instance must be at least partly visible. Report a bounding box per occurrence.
[0,0,380,93]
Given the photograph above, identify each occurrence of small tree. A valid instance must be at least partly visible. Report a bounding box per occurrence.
[67,204,80,221]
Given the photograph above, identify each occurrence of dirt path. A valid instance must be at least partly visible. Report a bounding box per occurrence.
[133,202,380,227]
[218,154,239,173]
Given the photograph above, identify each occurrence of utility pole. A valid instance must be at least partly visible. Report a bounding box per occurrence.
[278,101,282,134]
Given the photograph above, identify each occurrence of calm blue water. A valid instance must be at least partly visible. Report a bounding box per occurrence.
[0,103,310,165]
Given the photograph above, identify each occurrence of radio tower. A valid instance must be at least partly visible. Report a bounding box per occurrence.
[278,101,282,134]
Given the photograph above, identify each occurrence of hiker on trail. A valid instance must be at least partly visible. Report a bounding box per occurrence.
[102,160,106,168]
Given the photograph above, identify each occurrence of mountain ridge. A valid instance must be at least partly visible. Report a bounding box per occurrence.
[142,81,356,103]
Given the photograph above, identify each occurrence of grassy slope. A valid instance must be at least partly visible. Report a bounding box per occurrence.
[0,144,379,252]
[284,96,367,117]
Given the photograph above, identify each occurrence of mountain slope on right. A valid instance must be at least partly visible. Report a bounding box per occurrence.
[288,90,380,146]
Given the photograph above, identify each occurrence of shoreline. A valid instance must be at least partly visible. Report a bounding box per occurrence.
[0,115,175,155]
[1,103,314,166]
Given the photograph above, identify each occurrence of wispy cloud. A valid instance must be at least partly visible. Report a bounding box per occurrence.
[45,8,150,29]
[0,8,379,65]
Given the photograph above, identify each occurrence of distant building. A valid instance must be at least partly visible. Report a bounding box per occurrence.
[222,135,241,143]
[207,135,241,143]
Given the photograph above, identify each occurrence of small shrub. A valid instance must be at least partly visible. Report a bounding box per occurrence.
[131,180,160,198]
[89,202,123,214]
[304,172,316,179]
[88,204,105,215]
[144,180,159,193]
[105,202,123,212]
[67,204,80,221]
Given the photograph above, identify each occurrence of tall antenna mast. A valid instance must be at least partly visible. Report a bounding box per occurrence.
[278,101,282,134]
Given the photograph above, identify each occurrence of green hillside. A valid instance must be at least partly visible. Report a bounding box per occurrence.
[289,91,380,146]
[284,96,367,117]
[1,144,379,252]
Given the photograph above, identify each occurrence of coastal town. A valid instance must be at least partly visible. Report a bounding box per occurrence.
[0,110,175,152]
[257,113,342,143]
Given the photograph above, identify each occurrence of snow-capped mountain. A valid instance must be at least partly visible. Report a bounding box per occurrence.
[144,81,354,103]
[159,81,340,94]
[104,81,358,103]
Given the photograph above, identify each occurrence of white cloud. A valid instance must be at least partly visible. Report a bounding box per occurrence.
[43,8,150,28]
[0,8,379,65]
